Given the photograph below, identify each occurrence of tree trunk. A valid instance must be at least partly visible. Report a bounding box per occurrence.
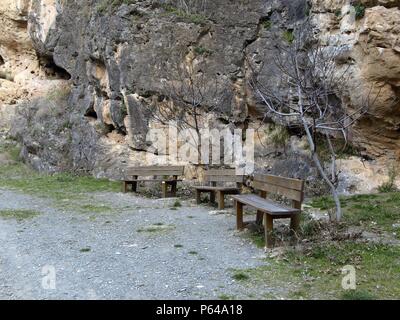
[312,152,342,222]
[300,113,342,221]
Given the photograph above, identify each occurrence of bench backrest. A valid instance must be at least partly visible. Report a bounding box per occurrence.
[125,166,185,177]
[205,169,244,184]
[253,174,305,203]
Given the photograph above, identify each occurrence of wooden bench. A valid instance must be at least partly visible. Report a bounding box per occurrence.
[194,169,244,210]
[233,174,305,248]
[122,166,185,198]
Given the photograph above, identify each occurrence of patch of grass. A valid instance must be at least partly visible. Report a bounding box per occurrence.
[283,30,294,44]
[310,192,400,234]
[232,272,250,281]
[194,46,212,56]
[188,251,198,255]
[80,247,91,253]
[0,162,120,202]
[174,244,184,248]
[137,224,175,233]
[247,231,266,248]
[0,209,41,221]
[341,290,376,300]
[262,19,272,30]
[236,241,400,299]
[161,4,207,24]
[79,204,113,213]
[173,200,182,208]
[46,84,71,102]
[378,165,398,193]
[218,294,236,300]
[353,3,365,20]
[267,124,290,150]
[96,0,137,14]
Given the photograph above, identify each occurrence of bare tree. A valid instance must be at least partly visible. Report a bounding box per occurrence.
[248,22,380,222]
[147,52,230,161]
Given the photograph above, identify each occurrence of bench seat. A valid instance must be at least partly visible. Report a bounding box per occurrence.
[194,186,240,192]
[232,194,300,216]
[125,179,183,183]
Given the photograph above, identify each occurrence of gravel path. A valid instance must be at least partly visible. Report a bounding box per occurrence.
[0,188,267,300]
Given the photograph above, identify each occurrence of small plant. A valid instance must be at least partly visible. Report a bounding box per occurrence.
[174,244,183,248]
[283,30,295,44]
[161,4,207,25]
[232,272,250,281]
[262,19,272,30]
[267,124,290,150]
[80,247,91,253]
[353,3,365,20]
[173,200,182,208]
[194,46,212,56]
[378,164,398,193]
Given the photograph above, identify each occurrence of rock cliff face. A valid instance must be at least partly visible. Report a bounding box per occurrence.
[0,0,399,193]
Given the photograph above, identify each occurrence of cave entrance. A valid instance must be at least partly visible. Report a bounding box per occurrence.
[38,55,71,80]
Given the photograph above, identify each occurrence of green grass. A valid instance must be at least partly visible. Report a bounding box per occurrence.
[79,204,113,213]
[137,224,175,233]
[0,144,21,161]
[96,0,137,14]
[161,4,207,25]
[0,162,120,202]
[173,200,182,208]
[80,247,92,253]
[283,30,294,44]
[218,294,236,300]
[232,272,250,281]
[0,209,41,221]
[309,192,400,235]
[341,290,376,300]
[353,3,365,20]
[234,241,400,299]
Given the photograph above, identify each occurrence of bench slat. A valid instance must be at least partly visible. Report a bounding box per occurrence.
[124,166,184,176]
[194,186,240,192]
[253,181,303,202]
[254,174,304,191]
[233,194,300,215]
[125,179,183,183]
[206,175,244,183]
[206,169,239,176]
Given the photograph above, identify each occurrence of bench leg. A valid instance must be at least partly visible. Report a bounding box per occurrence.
[195,190,201,204]
[236,201,244,230]
[290,213,300,237]
[122,181,128,193]
[217,191,225,210]
[161,182,168,198]
[210,191,216,204]
[132,176,138,192]
[264,213,274,248]
[256,210,264,225]
[171,181,177,197]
